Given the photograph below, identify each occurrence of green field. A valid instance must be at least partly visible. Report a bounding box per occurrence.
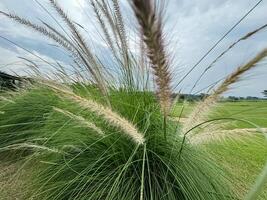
[172,100,267,199]
[207,136,267,199]
[172,101,267,129]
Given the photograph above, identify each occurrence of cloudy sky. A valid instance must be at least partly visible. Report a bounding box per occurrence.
[0,0,266,97]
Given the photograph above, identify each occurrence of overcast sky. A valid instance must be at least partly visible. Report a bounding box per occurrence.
[0,0,266,97]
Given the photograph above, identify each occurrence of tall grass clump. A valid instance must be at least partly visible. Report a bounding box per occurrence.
[0,0,266,199]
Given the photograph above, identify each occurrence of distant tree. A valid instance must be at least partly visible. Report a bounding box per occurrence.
[263,90,267,97]
[0,71,18,89]
[246,96,259,101]
[228,96,239,101]
[0,71,31,90]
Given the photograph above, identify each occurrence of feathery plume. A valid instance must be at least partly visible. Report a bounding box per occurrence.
[41,21,73,47]
[0,8,109,102]
[111,0,131,73]
[93,0,133,86]
[53,107,104,135]
[0,11,74,52]
[112,0,128,51]
[0,143,61,154]
[48,0,109,97]
[42,81,144,145]
[183,48,267,134]
[90,0,117,58]
[96,0,124,52]
[48,0,98,68]
[208,23,267,72]
[131,0,172,115]
[190,128,267,145]
[192,23,267,90]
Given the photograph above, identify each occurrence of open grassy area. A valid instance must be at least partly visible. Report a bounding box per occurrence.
[212,101,267,129]
[171,100,267,199]
[171,100,267,129]
[206,136,267,199]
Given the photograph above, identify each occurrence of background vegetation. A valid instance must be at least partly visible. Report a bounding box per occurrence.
[0,0,266,199]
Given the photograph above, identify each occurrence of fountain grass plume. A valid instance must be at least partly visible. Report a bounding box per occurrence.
[42,82,145,145]
[184,48,267,135]
[53,107,104,136]
[131,0,172,116]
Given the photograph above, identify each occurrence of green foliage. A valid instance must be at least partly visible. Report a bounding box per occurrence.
[0,88,60,147]
[0,87,233,199]
[206,135,267,199]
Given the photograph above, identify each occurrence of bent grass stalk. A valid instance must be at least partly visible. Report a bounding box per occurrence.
[0,143,61,154]
[53,107,104,136]
[192,23,267,91]
[0,8,109,101]
[183,48,267,135]
[245,160,267,200]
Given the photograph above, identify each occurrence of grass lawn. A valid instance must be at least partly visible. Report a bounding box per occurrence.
[206,135,267,199]
[171,100,267,129]
[211,101,267,129]
[172,100,267,198]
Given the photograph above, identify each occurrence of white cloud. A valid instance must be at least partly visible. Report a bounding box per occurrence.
[164,0,267,96]
[0,0,266,97]
[0,45,69,77]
